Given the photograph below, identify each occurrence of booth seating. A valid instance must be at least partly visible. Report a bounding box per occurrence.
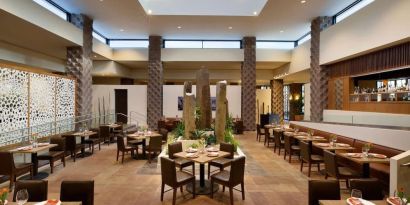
[158,118,181,132]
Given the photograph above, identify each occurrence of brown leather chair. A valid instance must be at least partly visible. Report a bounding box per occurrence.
[160,157,195,205]
[0,152,33,189]
[63,134,85,162]
[264,128,274,147]
[273,129,285,155]
[323,150,360,188]
[83,128,102,153]
[350,178,384,200]
[112,122,123,139]
[308,179,340,205]
[99,125,111,145]
[210,156,246,205]
[168,142,195,175]
[147,135,163,163]
[208,142,234,178]
[126,133,144,159]
[159,128,169,144]
[116,136,137,163]
[37,136,66,173]
[284,134,300,163]
[300,141,323,177]
[60,180,94,205]
[256,124,265,142]
[13,180,47,202]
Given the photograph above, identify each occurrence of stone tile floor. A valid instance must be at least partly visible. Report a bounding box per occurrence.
[2,131,350,204]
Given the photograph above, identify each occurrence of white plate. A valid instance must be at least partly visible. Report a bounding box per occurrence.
[35,200,61,205]
[346,197,375,205]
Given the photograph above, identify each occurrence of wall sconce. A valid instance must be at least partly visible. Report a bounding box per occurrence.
[289,95,293,101]
[294,94,300,100]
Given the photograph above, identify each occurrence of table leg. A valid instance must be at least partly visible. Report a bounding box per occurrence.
[20,153,49,180]
[200,163,205,187]
[142,139,147,158]
[362,163,370,178]
[31,152,39,176]
[186,163,218,195]
[81,136,86,155]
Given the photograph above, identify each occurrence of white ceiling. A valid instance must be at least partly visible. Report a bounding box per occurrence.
[51,0,355,40]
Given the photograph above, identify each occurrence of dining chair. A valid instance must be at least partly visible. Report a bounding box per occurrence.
[300,141,323,177]
[210,156,246,205]
[99,125,111,145]
[168,142,195,175]
[208,142,234,178]
[256,124,265,142]
[112,122,123,140]
[273,129,285,155]
[13,180,48,202]
[126,133,144,159]
[160,157,195,205]
[60,180,94,205]
[308,179,340,205]
[116,136,137,163]
[37,135,66,173]
[83,128,102,153]
[147,135,163,163]
[63,134,85,162]
[0,152,33,189]
[264,128,275,147]
[284,134,300,163]
[350,178,384,200]
[323,150,360,188]
[159,128,169,144]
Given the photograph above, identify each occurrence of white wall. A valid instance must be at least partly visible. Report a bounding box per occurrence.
[93,61,134,78]
[256,89,271,123]
[303,83,311,121]
[292,121,410,151]
[289,40,310,73]
[163,85,241,119]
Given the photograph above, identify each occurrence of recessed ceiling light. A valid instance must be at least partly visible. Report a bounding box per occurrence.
[147,9,152,14]
[177,26,182,29]
[99,0,103,2]
[280,30,284,33]
[301,0,306,4]
[94,55,98,58]
[253,11,258,15]
[120,29,125,32]
[228,26,233,30]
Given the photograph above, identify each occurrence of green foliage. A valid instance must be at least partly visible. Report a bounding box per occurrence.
[194,106,201,127]
[224,129,239,152]
[172,122,185,138]
[293,98,304,115]
[226,114,234,131]
[190,143,199,149]
[190,129,205,140]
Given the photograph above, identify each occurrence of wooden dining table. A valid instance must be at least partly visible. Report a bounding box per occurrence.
[337,152,390,178]
[313,142,355,152]
[7,202,81,205]
[10,143,57,179]
[71,130,98,156]
[127,131,162,158]
[319,200,385,205]
[173,150,230,195]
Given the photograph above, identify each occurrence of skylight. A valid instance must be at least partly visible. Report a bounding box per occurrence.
[109,40,149,48]
[164,40,241,49]
[335,0,375,23]
[256,41,295,50]
[33,0,68,20]
[202,41,241,49]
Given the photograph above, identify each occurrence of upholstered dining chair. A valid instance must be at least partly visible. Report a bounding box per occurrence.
[264,128,275,147]
[63,134,85,162]
[99,125,111,145]
[208,142,234,178]
[13,180,48,202]
[308,179,340,205]
[147,135,163,163]
[83,128,102,153]
[273,129,285,155]
[323,150,360,188]
[256,124,265,142]
[283,134,300,163]
[116,136,137,163]
[210,156,246,205]
[60,180,94,205]
[159,128,169,144]
[160,157,195,205]
[168,142,195,175]
[300,141,323,177]
[37,135,66,173]
[350,178,384,200]
[0,152,33,189]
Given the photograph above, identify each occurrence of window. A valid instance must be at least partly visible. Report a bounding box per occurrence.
[297,34,311,45]
[256,41,295,49]
[92,31,106,44]
[202,41,240,49]
[396,79,406,88]
[388,80,396,89]
[335,0,375,23]
[33,0,68,20]
[164,40,241,48]
[376,80,384,89]
[283,85,290,121]
[164,40,202,48]
[301,85,305,114]
[109,40,149,48]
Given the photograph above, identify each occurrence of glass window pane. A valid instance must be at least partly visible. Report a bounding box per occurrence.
[164,41,202,48]
[297,34,311,45]
[256,41,294,49]
[92,32,106,44]
[202,41,240,48]
[109,40,149,48]
[33,0,68,20]
[335,0,375,23]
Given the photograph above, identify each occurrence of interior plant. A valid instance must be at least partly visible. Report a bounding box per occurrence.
[172,121,185,139]
[0,188,8,205]
[190,129,205,140]
[194,106,201,128]
[226,114,234,131]
[190,143,199,149]
[396,187,410,204]
[224,128,239,152]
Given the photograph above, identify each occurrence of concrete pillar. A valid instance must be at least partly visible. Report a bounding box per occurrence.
[183,93,196,139]
[147,36,163,129]
[241,37,256,131]
[270,79,284,123]
[215,81,228,143]
[196,68,212,129]
[66,14,93,119]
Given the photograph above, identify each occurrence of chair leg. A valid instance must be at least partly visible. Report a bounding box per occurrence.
[308,163,312,177]
[50,160,54,174]
[241,182,245,200]
[73,151,76,162]
[192,164,195,177]
[62,156,66,167]
[148,152,151,163]
[278,147,281,156]
[172,188,177,205]
[180,186,183,193]
[223,186,225,192]
[9,174,14,189]
[210,180,214,199]
[229,187,234,205]
[99,142,101,150]
[160,182,164,201]
[208,163,211,179]
[121,151,125,164]
[325,174,328,179]
[289,152,292,163]
[116,150,119,161]
[284,151,287,160]
[192,180,196,198]
[300,161,304,172]
[317,163,320,172]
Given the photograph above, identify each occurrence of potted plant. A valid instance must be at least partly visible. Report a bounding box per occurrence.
[0,188,9,205]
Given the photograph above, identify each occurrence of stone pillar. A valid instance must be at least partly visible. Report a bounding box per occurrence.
[215,81,228,143]
[182,81,192,120]
[183,93,196,139]
[66,15,93,119]
[241,37,256,131]
[147,36,163,129]
[310,17,332,122]
[289,83,303,121]
[196,69,212,129]
[270,79,284,123]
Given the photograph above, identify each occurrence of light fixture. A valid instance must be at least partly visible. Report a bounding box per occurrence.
[228,26,233,30]
[147,9,152,14]
[280,30,284,33]
[177,26,182,29]
[94,55,98,58]
[253,11,258,15]
[301,0,306,4]
[99,0,103,2]
[120,29,125,32]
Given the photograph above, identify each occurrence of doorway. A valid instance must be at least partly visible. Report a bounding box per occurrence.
[115,89,128,124]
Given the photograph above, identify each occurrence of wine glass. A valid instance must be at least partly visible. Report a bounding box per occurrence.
[351,189,362,199]
[16,189,29,205]
[362,147,369,158]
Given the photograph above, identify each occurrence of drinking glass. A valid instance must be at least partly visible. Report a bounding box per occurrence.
[16,189,29,205]
[362,147,369,158]
[351,189,362,199]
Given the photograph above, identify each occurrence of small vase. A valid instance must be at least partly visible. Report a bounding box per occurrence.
[0,199,8,205]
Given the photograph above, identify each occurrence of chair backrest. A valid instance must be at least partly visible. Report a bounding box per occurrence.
[284,135,292,152]
[149,136,163,151]
[256,124,261,135]
[229,156,246,186]
[99,125,110,140]
[13,180,48,202]
[0,152,14,175]
[159,128,168,142]
[300,141,311,162]
[220,142,234,159]
[160,157,177,186]
[273,130,282,145]
[116,136,126,151]
[50,136,65,152]
[308,180,341,205]
[350,178,384,200]
[323,150,339,178]
[63,135,77,151]
[89,128,100,139]
[168,142,182,159]
[60,180,94,205]
[264,128,270,139]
